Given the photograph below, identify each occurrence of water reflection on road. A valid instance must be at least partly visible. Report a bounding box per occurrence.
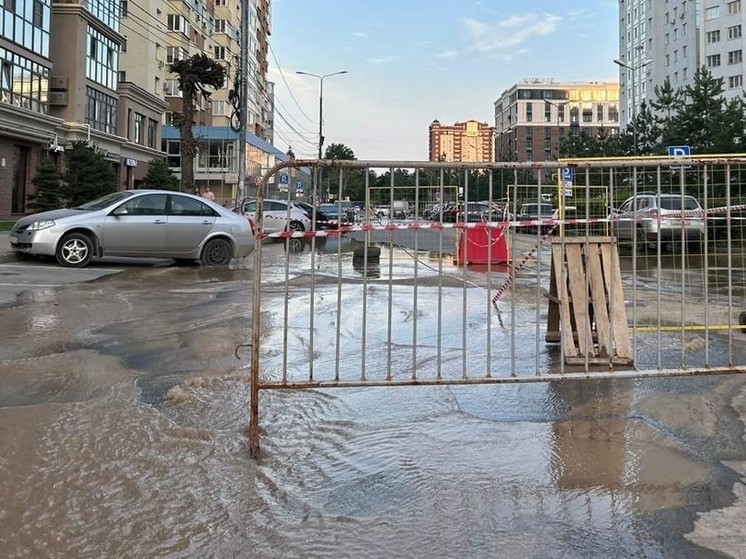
[0,243,745,558]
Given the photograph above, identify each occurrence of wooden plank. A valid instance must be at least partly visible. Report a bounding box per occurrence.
[551,244,578,358]
[546,250,560,342]
[585,243,612,358]
[564,244,594,356]
[600,242,633,361]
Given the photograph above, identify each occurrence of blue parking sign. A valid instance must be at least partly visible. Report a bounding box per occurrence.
[280,174,289,184]
[562,167,573,185]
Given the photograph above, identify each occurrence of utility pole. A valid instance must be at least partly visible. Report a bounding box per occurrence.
[614,54,651,155]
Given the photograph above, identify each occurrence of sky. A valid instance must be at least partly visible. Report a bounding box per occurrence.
[268,0,619,162]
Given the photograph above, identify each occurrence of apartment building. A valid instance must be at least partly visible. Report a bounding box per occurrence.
[428,119,494,162]
[493,79,620,163]
[618,0,745,128]
[0,0,167,218]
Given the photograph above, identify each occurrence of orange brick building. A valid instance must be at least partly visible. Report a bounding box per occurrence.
[428,119,494,162]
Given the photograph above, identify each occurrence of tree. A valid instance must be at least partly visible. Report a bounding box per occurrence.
[140,158,179,190]
[169,54,227,192]
[323,142,366,200]
[27,159,63,211]
[672,66,727,153]
[60,141,117,206]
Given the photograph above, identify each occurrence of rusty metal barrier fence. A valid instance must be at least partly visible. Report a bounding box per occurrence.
[247,156,746,457]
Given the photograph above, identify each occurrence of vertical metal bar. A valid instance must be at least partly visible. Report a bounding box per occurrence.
[726,164,734,366]
[412,169,420,380]
[308,166,318,381]
[535,170,542,375]
[655,165,662,370]
[486,169,493,379]
[361,171,370,382]
[679,168,686,368]
[436,168,444,381]
[703,164,710,367]
[248,171,267,459]
[386,167,394,381]
[510,168,518,377]
[282,184,291,383]
[462,169,468,378]
[334,167,343,382]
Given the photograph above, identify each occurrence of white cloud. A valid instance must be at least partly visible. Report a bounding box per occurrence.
[352,31,369,38]
[365,56,396,64]
[434,50,459,60]
[463,13,562,53]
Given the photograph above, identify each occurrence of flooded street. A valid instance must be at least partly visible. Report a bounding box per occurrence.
[2,243,746,558]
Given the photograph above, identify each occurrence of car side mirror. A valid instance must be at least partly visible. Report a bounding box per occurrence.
[112,207,129,216]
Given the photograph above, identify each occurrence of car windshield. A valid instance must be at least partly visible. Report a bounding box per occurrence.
[659,197,700,210]
[319,204,339,213]
[75,191,137,210]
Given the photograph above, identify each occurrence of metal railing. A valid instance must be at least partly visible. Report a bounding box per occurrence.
[247,155,746,457]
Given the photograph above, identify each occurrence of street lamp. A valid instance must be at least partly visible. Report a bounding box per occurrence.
[296,70,348,160]
[614,57,652,154]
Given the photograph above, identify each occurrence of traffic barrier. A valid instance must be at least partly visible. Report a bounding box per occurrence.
[456,223,508,265]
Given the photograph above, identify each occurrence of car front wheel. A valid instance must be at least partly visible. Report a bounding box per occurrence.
[200,238,232,266]
[56,232,94,268]
[288,221,305,232]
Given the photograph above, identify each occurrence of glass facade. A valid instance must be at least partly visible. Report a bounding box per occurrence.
[85,85,116,133]
[0,0,51,57]
[86,0,120,32]
[87,27,118,90]
[0,45,48,113]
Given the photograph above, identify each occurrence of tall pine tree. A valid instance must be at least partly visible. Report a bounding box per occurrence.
[61,141,117,206]
[27,160,63,211]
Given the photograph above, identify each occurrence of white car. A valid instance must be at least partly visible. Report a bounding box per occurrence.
[239,199,312,234]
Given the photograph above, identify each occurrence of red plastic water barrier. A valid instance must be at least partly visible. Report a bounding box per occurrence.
[456,223,509,265]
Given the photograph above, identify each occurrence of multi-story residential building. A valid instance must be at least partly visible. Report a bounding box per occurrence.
[428,119,494,162]
[493,79,620,163]
[0,0,167,218]
[618,0,745,128]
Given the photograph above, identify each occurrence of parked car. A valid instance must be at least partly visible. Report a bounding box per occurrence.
[318,203,352,228]
[9,190,255,268]
[609,193,705,248]
[239,198,312,233]
[293,201,345,230]
[517,202,557,233]
[443,202,509,223]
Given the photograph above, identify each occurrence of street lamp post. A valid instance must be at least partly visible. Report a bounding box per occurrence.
[613,57,652,154]
[296,70,348,160]
[296,70,348,202]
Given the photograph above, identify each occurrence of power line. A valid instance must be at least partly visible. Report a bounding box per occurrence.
[268,41,316,124]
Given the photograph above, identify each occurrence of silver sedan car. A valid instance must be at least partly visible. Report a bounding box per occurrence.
[9,190,255,267]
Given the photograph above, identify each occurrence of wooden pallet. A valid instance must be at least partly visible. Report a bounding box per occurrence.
[546,237,633,365]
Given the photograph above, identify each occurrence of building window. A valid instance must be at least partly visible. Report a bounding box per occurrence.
[120,0,127,16]
[727,0,741,15]
[163,78,179,96]
[707,30,721,43]
[526,103,532,122]
[147,119,157,148]
[729,74,743,88]
[85,86,117,134]
[706,54,721,67]
[212,100,225,115]
[215,19,226,32]
[728,25,742,39]
[167,14,187,33]
[728,49,742,64]
[166,46,187,63]
[705,6,720,20]
[86,27,118,90]
[609,104,619,122]
[213,46,226,60]
[596,104,604,121]
[133,112,144,143]
[582,107,593,123]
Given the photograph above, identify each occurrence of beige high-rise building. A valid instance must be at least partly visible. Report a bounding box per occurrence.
[428,119,494,162]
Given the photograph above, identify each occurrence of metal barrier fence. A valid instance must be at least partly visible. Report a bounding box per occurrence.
[247,156,746,457]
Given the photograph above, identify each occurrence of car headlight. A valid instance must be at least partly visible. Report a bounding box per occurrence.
[27,220,55,231]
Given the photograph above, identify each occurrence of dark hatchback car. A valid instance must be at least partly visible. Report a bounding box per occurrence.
[294,201,348,230]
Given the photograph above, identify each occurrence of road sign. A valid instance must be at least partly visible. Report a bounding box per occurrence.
[668,145,692,170]
[279,174,289,184]
[668,145,691,157]
[296,182,304,192]
[562,167,573,188]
